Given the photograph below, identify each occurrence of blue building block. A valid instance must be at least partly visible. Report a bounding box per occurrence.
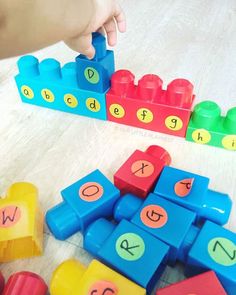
[46,170,120,240]
[114,193,196,265]
[76,32,115,93]
[84,218,169,294]
[184,221,236,295]
[15,34,114,120]
[154,166,232,225]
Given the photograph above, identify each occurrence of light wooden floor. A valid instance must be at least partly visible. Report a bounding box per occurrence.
[0,0,236,293]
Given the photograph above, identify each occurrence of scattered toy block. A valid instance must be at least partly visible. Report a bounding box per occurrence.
[114,145,171,198]
[15,34,114,121]
[181,221,236,295]
[84,218,169,293]
[76,32,115,93]
[156,271,227,295]
[46,169,120,240]
[186,101,236,151]
[0,183,43,262]
[106,71,195,137]
[154,166,232,225]
[0,272,4,294]
[2,271,47,295]
[114,193,196,265]
[50,259,146,295]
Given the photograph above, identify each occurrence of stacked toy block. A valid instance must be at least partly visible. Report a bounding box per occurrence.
[186,100,236,151]
[106,70,195,137]
[44,145,235,294]
[15,33,114,120]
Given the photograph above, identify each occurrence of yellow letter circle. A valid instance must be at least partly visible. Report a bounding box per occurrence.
[21,85,34,99]
[41,89,55,103]
[109,104,125,119]
[64,94,78,108]
[192,129,211,144]
[165,115,183,131]
[222,135,236,151]
[86,98,101,112]
[137,108,153,123]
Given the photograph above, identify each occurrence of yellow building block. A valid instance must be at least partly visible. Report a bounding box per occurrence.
[50,259,146,295]
[0,182,44,262]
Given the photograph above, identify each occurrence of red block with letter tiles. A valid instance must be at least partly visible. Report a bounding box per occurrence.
[106,70,195,137]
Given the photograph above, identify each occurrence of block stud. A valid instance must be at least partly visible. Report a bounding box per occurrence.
[110,70,135,97]
[17,55,39,77]
[191,101,221,128]
[166,79,193,107]
[223,107,236,133]
[137,74,163,102]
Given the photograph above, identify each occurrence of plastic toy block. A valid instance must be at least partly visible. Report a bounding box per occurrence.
[186,101,236,151]
[2,271,47,295]
[50,259,146,295]
[106,70,195,137]
[154,166,232,225]
[114,145,171,198]
[0,272,4,294]
[183,221,236,295]
[0,183,44,262]
[76,32,115,93]
[156,271,227,295]
[84,218,169,293]
[15,37,112,121]
[46,169,120,240]
[114,193,196,265]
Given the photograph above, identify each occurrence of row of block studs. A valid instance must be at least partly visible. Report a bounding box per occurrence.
[0,271,47,295]
[0,183,44,262]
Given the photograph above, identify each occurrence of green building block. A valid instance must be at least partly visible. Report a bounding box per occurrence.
[186,101,236,151]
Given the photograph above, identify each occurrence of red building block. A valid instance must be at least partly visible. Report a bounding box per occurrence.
[156,271,227,295]
[2,272,48,295]
[114,145,171,198]
[0,272,4,294]
[106,70,195,137]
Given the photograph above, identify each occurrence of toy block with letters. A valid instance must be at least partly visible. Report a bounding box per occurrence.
[186,101,236,151]
[0,183,43,262]
[182,221,236,295]
[46,169,120,240]
[106,70,195,137]
[114,145,171,198]
[15,33,114,120]
[154,166,232,225]
[76,32,115,93]
[84,218,169,293]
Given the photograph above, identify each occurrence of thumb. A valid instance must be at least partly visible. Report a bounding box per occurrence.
[65,33,95,59]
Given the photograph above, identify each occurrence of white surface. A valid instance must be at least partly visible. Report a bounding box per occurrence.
[0,0,236,293]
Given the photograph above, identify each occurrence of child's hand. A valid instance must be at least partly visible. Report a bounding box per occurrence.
[65,0,126,59]
[0,0,126,59]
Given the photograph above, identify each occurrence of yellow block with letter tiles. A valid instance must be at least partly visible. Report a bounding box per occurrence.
[0,182,43,262]
[50,259,146,295]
